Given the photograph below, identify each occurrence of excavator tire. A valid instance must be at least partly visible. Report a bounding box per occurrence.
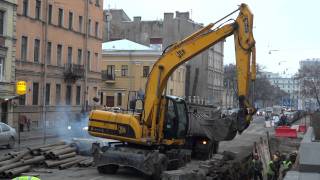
[150,155,168,180]
[97,164,119,174]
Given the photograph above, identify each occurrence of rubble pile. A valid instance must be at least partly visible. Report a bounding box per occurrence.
[162,150,252,180]
[0,142,93,179]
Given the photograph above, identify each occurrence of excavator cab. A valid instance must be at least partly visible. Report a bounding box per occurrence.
[163,96,188,140]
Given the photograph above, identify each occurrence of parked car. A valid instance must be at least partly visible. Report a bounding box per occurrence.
[0,122,16,149]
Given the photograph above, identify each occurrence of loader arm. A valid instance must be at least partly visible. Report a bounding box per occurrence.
[143,3,256,139]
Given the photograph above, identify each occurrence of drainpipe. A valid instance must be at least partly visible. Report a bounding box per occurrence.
[83,0,89,111]
[42,0,49,144]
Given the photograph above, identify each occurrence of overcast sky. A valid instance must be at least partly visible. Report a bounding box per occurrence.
[103,0,320,77]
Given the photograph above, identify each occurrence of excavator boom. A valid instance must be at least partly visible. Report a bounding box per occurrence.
[143,4,256,139]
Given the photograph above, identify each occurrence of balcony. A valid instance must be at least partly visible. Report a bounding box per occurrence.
[102,70,115,83]
[64,63,84,82]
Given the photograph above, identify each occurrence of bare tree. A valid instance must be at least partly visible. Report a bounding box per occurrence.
[224,64,287,107]
[297,64,320,108]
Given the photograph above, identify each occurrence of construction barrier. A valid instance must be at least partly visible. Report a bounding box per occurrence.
[298,125,307,133]
[275,126,297,138]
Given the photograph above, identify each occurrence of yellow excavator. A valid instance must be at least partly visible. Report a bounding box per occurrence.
[88,3,256,179]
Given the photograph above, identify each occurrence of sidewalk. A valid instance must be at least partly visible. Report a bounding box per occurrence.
[18,128,59,141]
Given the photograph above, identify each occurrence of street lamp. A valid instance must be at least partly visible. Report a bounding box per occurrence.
[268,49,280,54]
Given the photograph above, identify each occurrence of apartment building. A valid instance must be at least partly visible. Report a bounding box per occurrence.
[0,0,17,126]
[262,71,299,108]
[14,0,103,128]
[101,39,185,109]
[104,9,224,105]
[298,58,320,110]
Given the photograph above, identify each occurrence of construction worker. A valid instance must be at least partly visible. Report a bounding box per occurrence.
[274,151,282,179]
[267,155,278,180]
[282,157,292,177]
[251,153,263,180]
[12,176,41,180]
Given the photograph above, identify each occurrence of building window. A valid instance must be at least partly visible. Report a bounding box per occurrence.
[94,53,99,71]
[78,16,83,32]
[68,12,73,30]
[0,57,4,81]
[88,19,91,35]
[100,92,103,105]
[45,83,50,105]
[46,42,51,64]
[143,66,149,77]
[21,36,28,61]
[170,89,173,95]
[19,95,26,105]
[34,39,40,63]
[67,47,72,64]
[55,84,61,105]
[32,82,39,105]
[76,86,81,105]
[95,22,99,37]
[23,0,28,16]
[117,93,122,106]
[87,51,91,70]
[95,0,100,7]
[106,65,115,80]
[66,85,72,105]
[57,44,62,66]
[0,11,4,35]
[35,0,41,19]
[48,4,52,24]
[77,49,82,65]
[58,8,63,27]
[121,65,128,77]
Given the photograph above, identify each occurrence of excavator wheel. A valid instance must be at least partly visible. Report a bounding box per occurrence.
[150,155,168,180]
[97,164,119,174]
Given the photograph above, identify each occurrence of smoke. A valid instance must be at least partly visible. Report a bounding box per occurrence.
[45,106,90,141]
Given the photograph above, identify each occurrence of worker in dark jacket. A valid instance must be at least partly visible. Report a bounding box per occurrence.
[267,155,278,180]
[251,154,263,180]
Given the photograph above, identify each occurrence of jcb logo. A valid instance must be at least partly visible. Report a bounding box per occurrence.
[176,49,186,58]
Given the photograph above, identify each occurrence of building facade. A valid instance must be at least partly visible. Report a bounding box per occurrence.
[104,9,224,105]
[0,0,17,126]
[263,71,299,109]
[101,39,185,109]
[298,58,320,110]
[14,0,103,128]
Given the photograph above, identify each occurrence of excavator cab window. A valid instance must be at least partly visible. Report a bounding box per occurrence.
[164,98,188,139]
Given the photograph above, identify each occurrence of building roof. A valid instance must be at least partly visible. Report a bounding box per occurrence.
[102,39,154,51]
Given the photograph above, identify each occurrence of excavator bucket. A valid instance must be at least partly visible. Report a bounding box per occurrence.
[92,143,164,176]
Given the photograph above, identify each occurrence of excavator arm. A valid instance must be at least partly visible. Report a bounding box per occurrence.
[143,3,256,139]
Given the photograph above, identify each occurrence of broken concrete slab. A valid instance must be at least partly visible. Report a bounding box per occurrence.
[299,127,320,173]
[284,171,320,180]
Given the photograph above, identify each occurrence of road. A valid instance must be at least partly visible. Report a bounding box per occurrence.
[0,116,267,180]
